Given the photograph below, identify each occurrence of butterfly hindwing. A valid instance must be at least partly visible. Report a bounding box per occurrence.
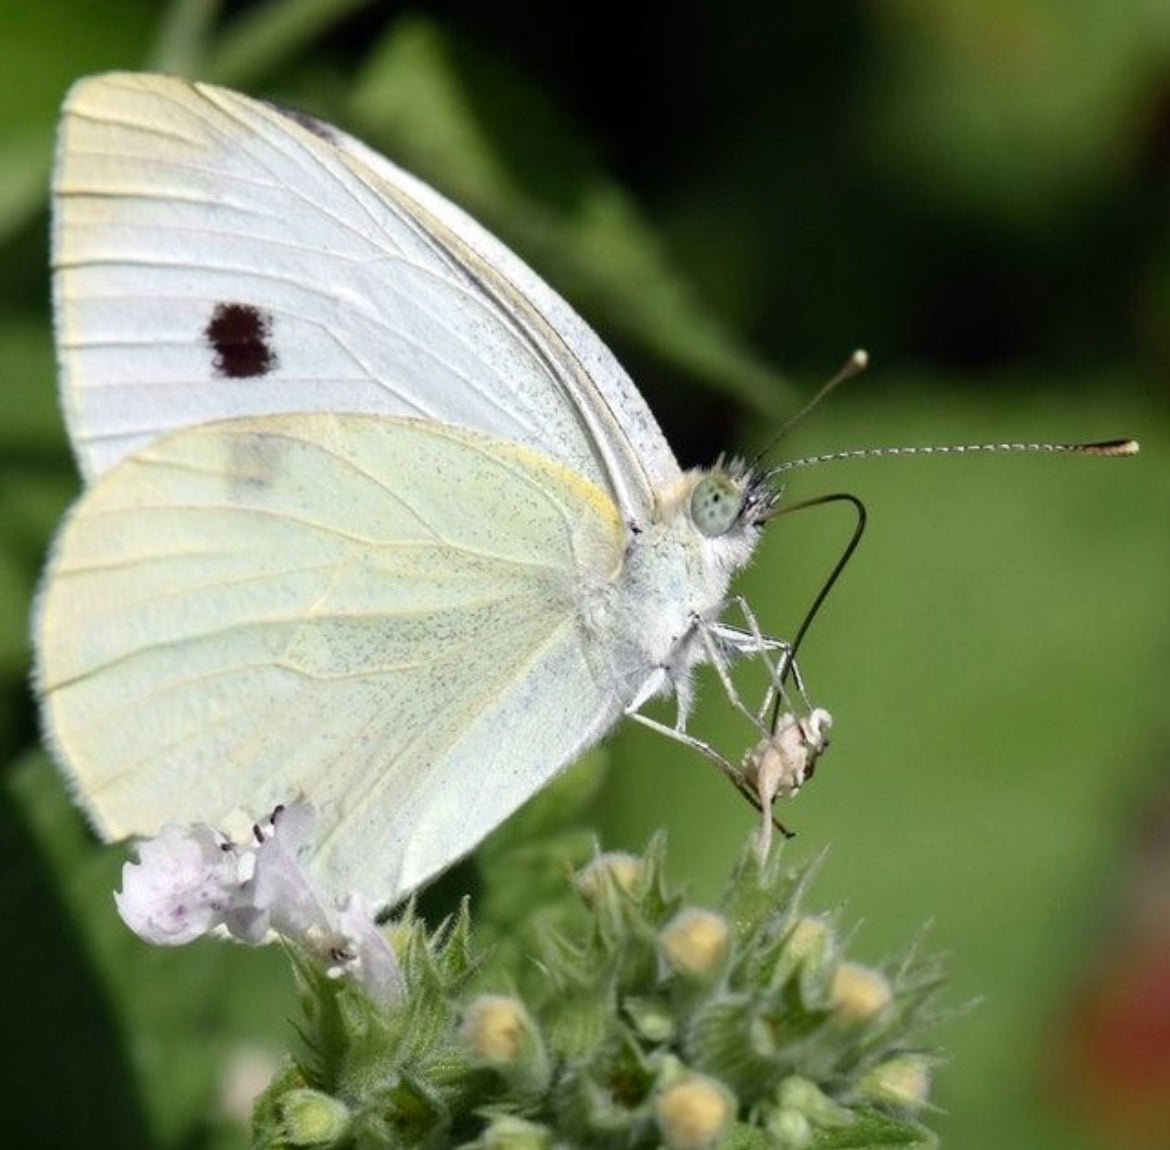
[36,414,626,901]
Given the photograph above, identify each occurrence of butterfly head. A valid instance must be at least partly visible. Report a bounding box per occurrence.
[690,457,776,534]
[679,457,776,574]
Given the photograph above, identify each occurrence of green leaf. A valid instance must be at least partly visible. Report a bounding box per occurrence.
[864,0,1170,227]
[0,0,154,239]
[0,753,151,1149]
[349,15,793,414]
[205,0,378,88]
[0,130,51,239]
[6,752,297,1149]
[0,320,68,456]
[716,1124,775,1150]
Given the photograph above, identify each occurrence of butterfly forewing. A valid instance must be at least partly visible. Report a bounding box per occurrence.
[52,73,678,516]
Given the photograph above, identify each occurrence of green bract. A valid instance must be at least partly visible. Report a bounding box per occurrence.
[252,834,945,1149]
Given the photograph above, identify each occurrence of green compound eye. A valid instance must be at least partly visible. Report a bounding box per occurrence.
[690,473,743,537]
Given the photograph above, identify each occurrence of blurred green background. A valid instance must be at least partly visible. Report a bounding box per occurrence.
[1,1,1167,1148]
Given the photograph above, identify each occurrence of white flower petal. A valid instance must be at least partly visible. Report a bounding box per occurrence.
[334,894,405,1005]
[112,803,405,1004]
[115,824,240,945]
[231,804,332,942]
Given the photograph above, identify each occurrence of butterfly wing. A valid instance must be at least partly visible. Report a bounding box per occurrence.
[52,72,679,519]
[35,414,626,902]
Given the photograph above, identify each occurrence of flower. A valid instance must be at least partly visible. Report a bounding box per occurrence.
[858,1055,932,1111]
[829,962,893,1027]
[115,822,240,945]
[248,831,945,1149]
[462,995,536,1065]
[654,1073,736,1149]
[658,908,731,979]
[574,851,644,901]
[115,803,403,1004]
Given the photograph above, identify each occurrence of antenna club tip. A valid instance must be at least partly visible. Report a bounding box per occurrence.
[851,349,869,369]
[1080,438,1140,457]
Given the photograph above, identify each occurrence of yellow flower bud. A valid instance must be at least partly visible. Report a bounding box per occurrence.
[769,915,834,987]
[278,1088,350,1146]
[461,995,536,1065]
[828,962,892,1026]
[787,916,831,961]
[574,852,643,901]
[654,1074,736,1149]
[859,1055,931,1111]
[658,908,731,979]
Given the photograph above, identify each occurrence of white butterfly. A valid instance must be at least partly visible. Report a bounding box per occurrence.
[35,72,794,906]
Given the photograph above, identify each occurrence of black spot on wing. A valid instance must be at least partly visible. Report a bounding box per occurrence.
[205,302,278,379]
[261,99,338,142]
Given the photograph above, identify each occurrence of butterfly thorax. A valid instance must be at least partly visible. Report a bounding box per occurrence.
[576,465,765,708]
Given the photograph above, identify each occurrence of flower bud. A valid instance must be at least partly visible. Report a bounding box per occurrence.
[479,1115,552,1150]
[770,915,834,988]
[788,916,831,963]
[858,1055,931,1111]
[278,1088,350,1146]
[461,995,539,1064]
[654,1073,736,1149]
[658,908,731,979]
[775,1076,853,1127]
[828,962,892,1026]
[574,852,643,902]
[624,996,677,1043]
[461,994,549,1093]
[765,1106,813,1149]
[763,914,834,993]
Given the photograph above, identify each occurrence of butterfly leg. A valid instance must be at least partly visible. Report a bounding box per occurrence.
[709,594,815,718]
[695,617,775,734]
[625,707,758,797]
[626,670,695,734]
[625,705,798,848]
[625,621,800,851]
[701,602,813,732]
[695,607,835,857]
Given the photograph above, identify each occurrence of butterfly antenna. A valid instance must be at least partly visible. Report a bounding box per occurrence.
[747,350,1136,718]
[750,349,870,469]
[769,436,1139,475]
[752,431,1136,718]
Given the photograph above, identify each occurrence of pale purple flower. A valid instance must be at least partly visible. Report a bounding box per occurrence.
[115,822,240,945]
[115,803,404,1003]
[227,803,324,944]
[330,892,405,1001]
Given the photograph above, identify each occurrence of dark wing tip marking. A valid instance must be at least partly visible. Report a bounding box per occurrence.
[205,302,278,379]
[261,99,338,142]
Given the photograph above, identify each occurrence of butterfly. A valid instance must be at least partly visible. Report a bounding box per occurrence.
[35,72,809,907]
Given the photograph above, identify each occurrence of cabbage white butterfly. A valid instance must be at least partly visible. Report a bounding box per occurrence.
[35,73,792,905]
